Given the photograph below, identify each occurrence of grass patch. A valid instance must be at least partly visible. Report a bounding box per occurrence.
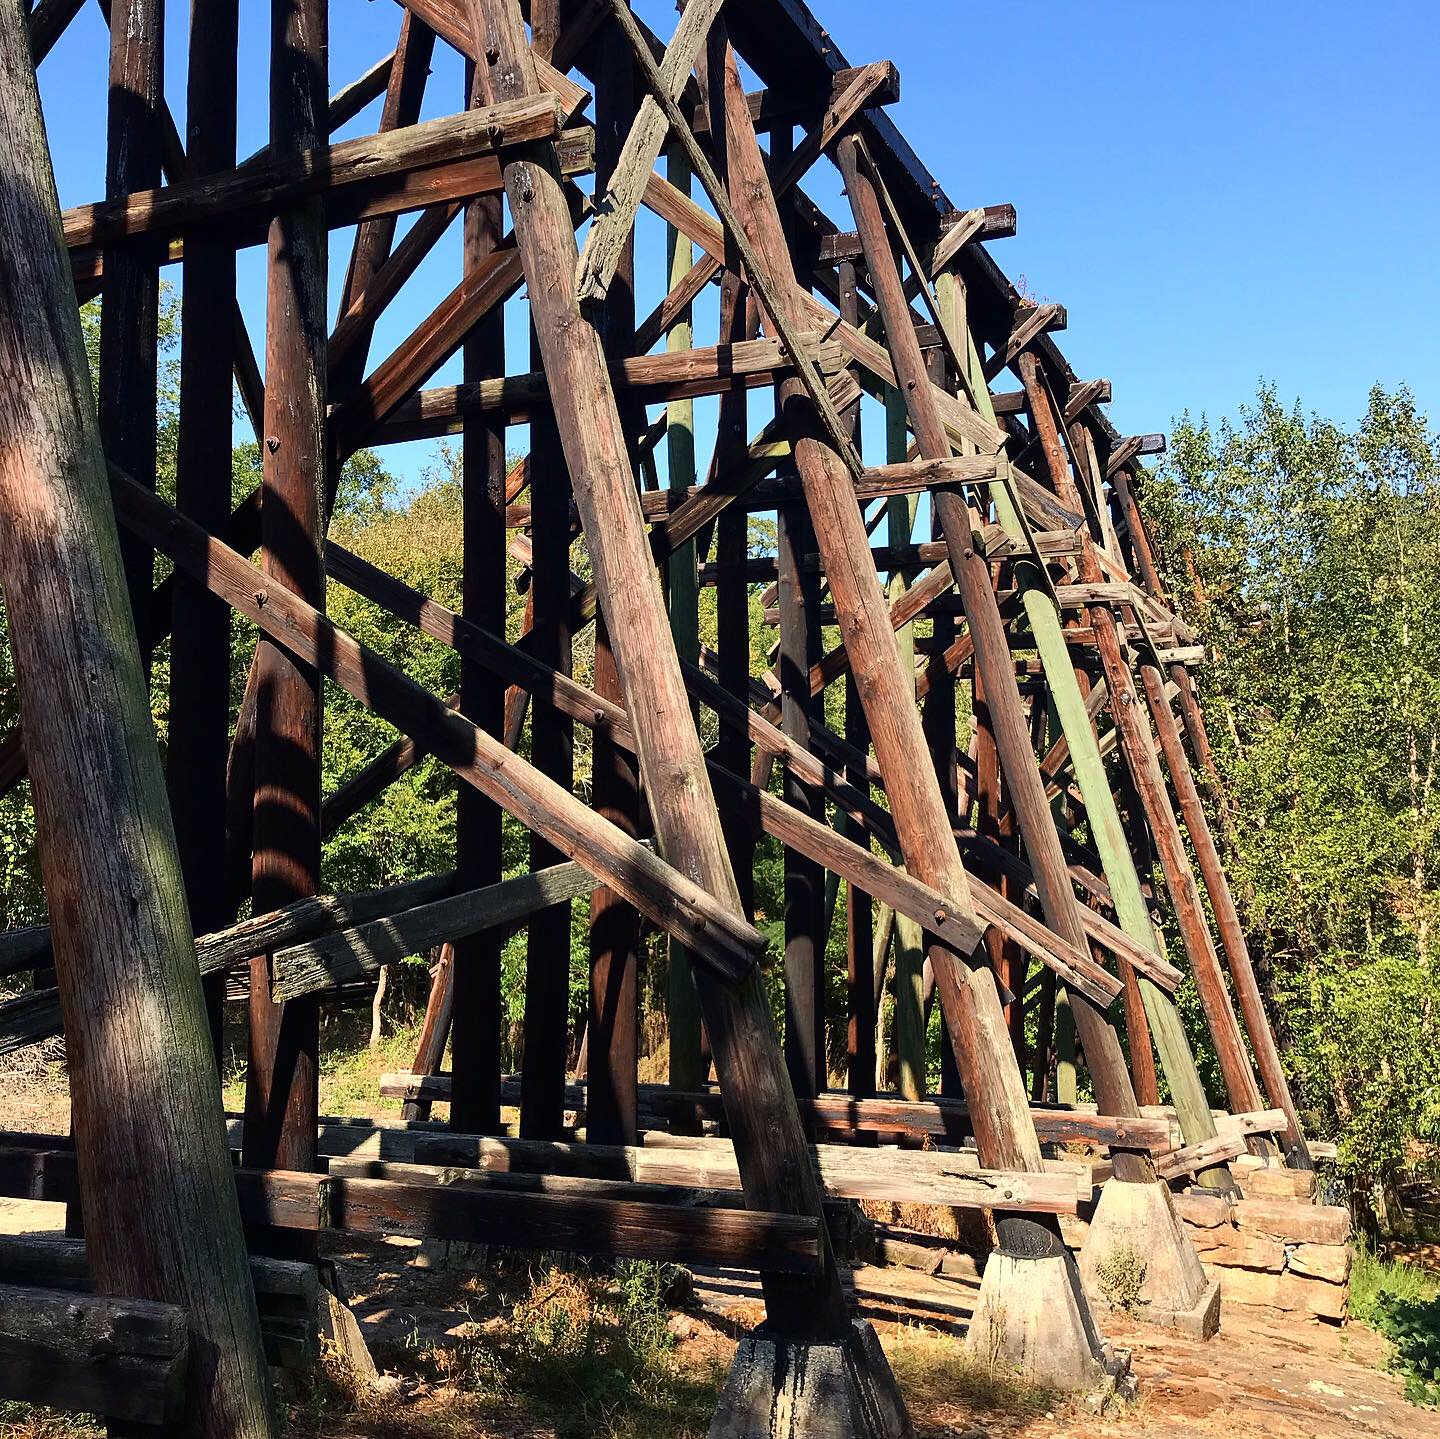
[1350,1243,1440,1406]
[886,1321,1060,1424]
[0,1403,103,1439]
[290,1256,724,1439]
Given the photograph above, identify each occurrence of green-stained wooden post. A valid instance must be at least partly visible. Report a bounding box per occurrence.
[883,385,926,1101]
[982,346,1233,1186]
[664,138,704,1099]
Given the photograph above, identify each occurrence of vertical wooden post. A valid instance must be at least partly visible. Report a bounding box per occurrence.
[884,390,926,1103]
[465,0,850,1339]
[837,258,875,1099]
[718,49,1043,1194]
[519,1,572,1142]
[1008,350,1234,1179]
[244,0,327,1197]
[587,10,641,1148]
[520,380,573,1141]
[451,59,508,1137]
[841,143,1168,1195]
[773,125,825,1102]
[170,0,237,1056]
[98,0,162,672]
[663,136,705,1103]
[0,11,274,1428]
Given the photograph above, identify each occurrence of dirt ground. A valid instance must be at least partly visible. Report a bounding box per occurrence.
[2,1192,1434,1439]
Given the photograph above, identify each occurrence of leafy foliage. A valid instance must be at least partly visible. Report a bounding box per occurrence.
[1145,384,1440,1206]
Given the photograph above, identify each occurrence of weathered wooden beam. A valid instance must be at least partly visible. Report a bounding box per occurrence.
[110,468,766,981]
[0,11,276,1426]
[375,1075,1172,1152]
[329,9,439,403]
[0,1283,188,1424]
[465,0,849,1341]
[0,1144,824,1277]
[271,862,600,1002]
[244,0,328,1195]
[64,99,565,253]
[574,0,724,302]
[377,333,842,440]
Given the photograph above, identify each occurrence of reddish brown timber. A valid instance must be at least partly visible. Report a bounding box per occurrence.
[328,202,460,384]
[402,941,454,1121]
[322,527,1128,1009]
[99,0,163,668]
[27,0,87,64]
[378,334,843,440]
[633,58,903,356]
[2,872,462,1055]
[171,0,240,1049]
[0,9,275,1428]
[836,133,1163,1192]
[63,100,566,253]
[1113,467,1312,1166]
[1154,1133,1248,1182]
[377,1075,1171,1152]
[110,468,766,982]
[67,128,594,291]
[395,0,593,120]
[330,240,525,459]
[574,0,726,303]
[466,0,849,1340]
[981,302,1067,382]
[0,1283,187,1425]
[329,9,438,401]
[818,205,1016,267]
[271,862,606,1001]
[714,45,1049,1191]
[454,53,510,1138]
[244,0,328,1200]
[689,62,901,138]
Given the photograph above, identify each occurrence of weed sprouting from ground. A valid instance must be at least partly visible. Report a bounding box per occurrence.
[1350,1244,1440,1406]
[0,1403,102,1439]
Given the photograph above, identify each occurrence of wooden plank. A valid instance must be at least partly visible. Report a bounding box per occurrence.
[376,1077,1172,1153]
[574,0,724,302]
[1155,1133,1248,1182]
[63,99,564,250]
[403,1129,1080,1214]
[270,862,601,1001]
[376,333,838,439]
[0,1144,822,1277]
[110,470,764,982]
[0,1283,187,1424]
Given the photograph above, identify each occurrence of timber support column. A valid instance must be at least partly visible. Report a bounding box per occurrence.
[0,6,275,1433]
[1005,354,1221,1328]
[465,4,905,1432]
[244,0,327,1228]
[834,134,1125,1383]
[711,50,1110,1395]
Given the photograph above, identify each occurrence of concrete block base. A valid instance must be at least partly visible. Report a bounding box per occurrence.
[965,1248,1118,1393]
[1080,1178,1218,1337]
[709,1319,910,1439]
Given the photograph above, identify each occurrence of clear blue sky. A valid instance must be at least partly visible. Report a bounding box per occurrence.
[35,0,1439,490]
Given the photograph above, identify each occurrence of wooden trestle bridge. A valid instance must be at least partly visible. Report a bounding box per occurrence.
[0,1,1311,1434]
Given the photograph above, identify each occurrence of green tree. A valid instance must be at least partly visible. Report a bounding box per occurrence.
[1145,384,1440,1221]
